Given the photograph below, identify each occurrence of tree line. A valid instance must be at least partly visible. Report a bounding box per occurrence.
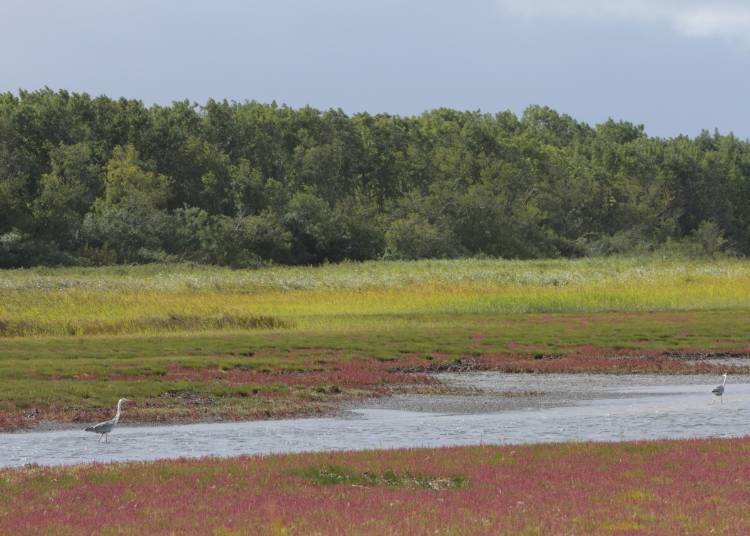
[1,88,747,268]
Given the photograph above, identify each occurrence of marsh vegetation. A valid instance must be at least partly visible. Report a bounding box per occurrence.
[1,258,749,430]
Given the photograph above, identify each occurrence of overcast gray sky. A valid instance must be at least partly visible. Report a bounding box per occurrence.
[1,0,748,138]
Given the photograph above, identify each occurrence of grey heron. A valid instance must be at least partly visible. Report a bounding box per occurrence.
[85,398,129,442]
[712,373,728,403]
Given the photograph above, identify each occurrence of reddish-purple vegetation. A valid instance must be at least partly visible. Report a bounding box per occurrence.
[475,346,738,375]
[3,438,750,534]
[163,346,738,388]
[164,356,432,390]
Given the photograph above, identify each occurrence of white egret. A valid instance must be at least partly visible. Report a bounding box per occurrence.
[712,373,728,404]
[84,398,129,442]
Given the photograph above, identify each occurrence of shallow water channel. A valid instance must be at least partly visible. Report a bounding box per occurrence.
[2,373,749,468]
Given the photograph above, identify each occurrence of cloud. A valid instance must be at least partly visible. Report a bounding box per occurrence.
[496,0,750,45]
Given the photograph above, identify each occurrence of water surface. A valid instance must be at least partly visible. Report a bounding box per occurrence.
[1,373,747,468]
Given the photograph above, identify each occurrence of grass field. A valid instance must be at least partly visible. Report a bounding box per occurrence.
[2,257,750,430]
[3,257,750,336]
[2,438,749,534]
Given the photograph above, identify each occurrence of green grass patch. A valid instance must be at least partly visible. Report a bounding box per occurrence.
[290,464,468,490]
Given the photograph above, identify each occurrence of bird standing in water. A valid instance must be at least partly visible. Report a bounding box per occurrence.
[712,373,728,403]
[85,398,129,442]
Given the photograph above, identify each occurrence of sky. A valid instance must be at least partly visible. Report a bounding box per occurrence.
[0,0,748,138]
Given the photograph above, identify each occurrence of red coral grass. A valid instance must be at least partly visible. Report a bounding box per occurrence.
[3,438,750,534]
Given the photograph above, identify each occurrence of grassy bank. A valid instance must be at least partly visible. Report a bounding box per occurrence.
[2,438,749,534]
[2,258,750,430]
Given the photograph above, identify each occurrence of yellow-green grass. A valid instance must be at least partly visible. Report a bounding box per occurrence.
[2,257,750,337]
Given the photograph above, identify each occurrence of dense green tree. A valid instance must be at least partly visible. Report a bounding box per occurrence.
[2,89,749,267]
[82,145,171,262]
[283,190,341,264]
[96,144,170,209]
[31,143,102,247]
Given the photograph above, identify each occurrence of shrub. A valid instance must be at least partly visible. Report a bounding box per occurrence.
[384,215,459,260]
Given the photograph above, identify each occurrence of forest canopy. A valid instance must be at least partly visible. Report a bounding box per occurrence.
[1,88,747,268]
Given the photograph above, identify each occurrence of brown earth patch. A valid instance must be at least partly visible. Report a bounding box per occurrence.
[391,345,749,375]
[662,349,750,361]
[504,311,696,326]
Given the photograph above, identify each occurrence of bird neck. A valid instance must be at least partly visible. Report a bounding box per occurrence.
[114,402,123,423]
[723,376,727,386]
